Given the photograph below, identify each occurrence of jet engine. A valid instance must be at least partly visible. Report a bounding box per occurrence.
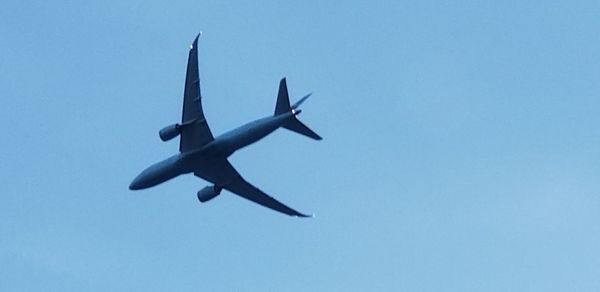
[159,124,181,142]
[197,185,222,203]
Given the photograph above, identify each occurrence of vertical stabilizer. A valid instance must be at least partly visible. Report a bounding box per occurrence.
[274,78,291,115]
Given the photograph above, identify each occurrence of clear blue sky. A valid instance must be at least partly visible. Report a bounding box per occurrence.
[1,0,599,291]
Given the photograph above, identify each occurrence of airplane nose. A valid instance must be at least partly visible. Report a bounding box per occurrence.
[129,181,140,190]
[129,176,143,190]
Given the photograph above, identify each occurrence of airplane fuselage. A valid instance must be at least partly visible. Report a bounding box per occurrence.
[206,112,293,157]
[129,112,294,190]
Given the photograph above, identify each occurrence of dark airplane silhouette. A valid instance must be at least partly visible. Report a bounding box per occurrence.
[129,34,321,217]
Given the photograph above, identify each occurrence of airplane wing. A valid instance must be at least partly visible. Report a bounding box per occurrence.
[180,34,214,153]
[194,160,310,217]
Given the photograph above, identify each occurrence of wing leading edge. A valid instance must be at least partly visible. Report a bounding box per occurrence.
[194,160,311,217]
[180,34,214,153]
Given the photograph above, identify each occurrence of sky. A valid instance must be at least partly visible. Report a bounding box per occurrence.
[1,0,599,291]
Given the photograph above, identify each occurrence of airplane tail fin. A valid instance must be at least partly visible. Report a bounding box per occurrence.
[274,78,322,140]
[274,78,292,115]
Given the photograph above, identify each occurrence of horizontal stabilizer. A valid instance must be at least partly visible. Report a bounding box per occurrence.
[283,117,322,140]
[292,93,312,109]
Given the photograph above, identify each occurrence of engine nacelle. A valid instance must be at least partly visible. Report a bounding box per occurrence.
[159,124,181,142]
[197,185,222,203]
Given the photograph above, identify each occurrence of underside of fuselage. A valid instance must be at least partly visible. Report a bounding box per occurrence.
[129,154,184,190]
[129,114,290,190]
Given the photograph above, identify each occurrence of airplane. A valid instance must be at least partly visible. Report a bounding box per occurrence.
[129,33,321,217]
